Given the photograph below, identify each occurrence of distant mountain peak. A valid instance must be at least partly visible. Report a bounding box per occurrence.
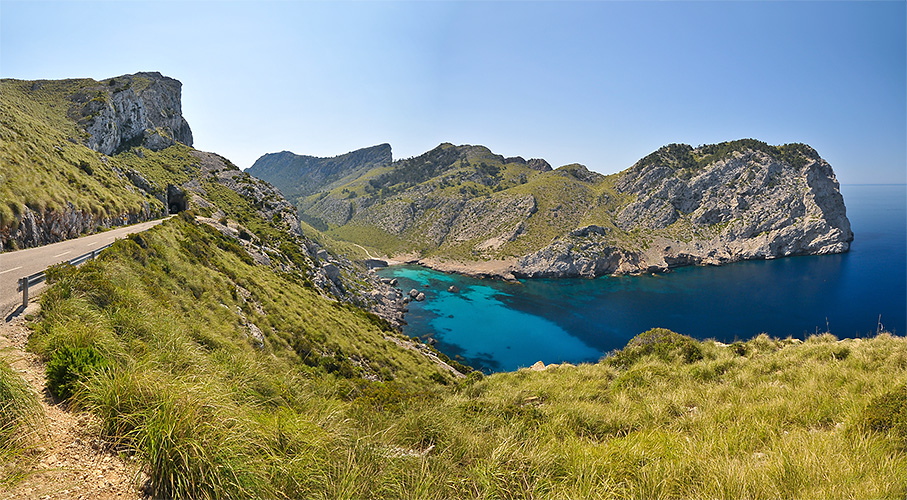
[248,144,392,199]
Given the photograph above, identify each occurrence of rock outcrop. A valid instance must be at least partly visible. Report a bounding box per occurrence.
[1,202,160,251]
[512,142,853,277]
[69,72,193,155]
[187,150,409,327]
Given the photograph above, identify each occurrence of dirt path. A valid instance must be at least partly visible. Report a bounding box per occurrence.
[0,303,144,500]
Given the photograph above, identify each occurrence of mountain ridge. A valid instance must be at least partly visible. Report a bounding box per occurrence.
[247,143,393,200]
[252,140,853,278]
[3,72,903,500]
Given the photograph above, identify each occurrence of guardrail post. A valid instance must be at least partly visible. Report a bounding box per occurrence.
[19,277,28,308]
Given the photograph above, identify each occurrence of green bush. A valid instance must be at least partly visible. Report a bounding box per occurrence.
[46,345,109,400]
[353,381,433,414]
[606,328,703,368]
[863,384,907,443]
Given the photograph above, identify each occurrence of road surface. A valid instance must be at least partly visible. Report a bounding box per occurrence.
[1,218,169,319]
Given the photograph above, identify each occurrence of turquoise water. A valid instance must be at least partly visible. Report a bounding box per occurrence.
[378,185,907,373]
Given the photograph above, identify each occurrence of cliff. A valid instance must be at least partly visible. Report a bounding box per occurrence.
[70,71,193,155]
[0,73,194,249]
[513,141,853,277]
[293,140,852,278]
[2,73,416,333]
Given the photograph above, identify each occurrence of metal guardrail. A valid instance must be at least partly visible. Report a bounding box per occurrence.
[16,243,112,308]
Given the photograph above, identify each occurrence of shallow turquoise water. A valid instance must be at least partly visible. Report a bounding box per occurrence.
[387,267,601,371]
[378,185,907,373]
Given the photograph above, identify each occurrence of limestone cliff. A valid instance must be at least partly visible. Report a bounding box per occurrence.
[0,73,193,250]
[71,72,193,155]
[513,141,853,277]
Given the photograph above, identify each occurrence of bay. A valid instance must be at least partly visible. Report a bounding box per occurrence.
[377,184,907,373]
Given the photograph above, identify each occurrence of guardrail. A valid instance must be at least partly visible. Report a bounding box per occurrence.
[16,243,112,309]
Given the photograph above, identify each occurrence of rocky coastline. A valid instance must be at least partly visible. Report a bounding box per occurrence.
[360,142,854,280]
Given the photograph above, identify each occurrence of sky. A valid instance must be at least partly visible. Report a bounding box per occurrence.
[1,1,905,184]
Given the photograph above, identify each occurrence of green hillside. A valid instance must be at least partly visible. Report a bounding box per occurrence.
[20,241,907,497]
[247,144,392,200]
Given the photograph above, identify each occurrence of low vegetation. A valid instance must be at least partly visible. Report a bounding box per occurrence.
[0,357,44,486]
[21,217,907,498]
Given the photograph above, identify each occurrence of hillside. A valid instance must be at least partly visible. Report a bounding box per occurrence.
[248,144,392,201]
[278,140,853,278]
[7,264,906,498]
[0,73,416,329]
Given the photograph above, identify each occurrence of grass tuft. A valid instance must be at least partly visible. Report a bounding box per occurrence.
[0,356,45,485]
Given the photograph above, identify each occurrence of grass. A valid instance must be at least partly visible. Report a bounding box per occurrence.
[0,355,45,486]
[27,229,907,498]
[26,215,460,497]
[7,77,903,497]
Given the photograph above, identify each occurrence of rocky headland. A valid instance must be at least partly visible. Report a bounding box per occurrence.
[511,142,853,277]
[254,140,852,280]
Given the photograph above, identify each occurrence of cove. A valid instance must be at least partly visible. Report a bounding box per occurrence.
[377,184,907,373]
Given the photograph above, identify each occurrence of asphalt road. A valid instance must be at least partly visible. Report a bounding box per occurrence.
[1,218,169,319]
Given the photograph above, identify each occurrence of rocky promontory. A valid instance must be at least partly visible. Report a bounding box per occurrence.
[71,72,193,155]
[512,142,853,277]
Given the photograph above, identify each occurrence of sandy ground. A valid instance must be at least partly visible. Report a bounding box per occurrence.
[390,253,519,281]
[0,302,144,500]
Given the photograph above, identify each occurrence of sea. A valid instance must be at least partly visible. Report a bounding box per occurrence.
[376,185,907,373]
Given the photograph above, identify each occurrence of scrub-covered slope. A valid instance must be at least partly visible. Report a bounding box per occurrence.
[248,144,393,200]
[0,72,414,328]
[282,140,852,278]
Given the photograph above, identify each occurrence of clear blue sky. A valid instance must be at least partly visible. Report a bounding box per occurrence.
[2,1,905,183]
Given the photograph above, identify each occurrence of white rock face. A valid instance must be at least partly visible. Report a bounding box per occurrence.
[513,145,853,278]
[79,72,193,155]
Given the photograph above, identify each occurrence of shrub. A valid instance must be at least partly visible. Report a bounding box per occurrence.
[863,384,907,444]
[46,345,109,400]
[429,372,449,385]
[77,159,93,175]
[606,328,703,368]
[352,381,432,414]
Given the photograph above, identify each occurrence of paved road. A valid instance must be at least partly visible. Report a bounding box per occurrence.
[1,218,169,319]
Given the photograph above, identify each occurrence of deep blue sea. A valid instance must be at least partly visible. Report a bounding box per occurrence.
[377,185,907,373]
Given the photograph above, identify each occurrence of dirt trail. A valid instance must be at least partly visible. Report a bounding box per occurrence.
[0,302,143,500]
